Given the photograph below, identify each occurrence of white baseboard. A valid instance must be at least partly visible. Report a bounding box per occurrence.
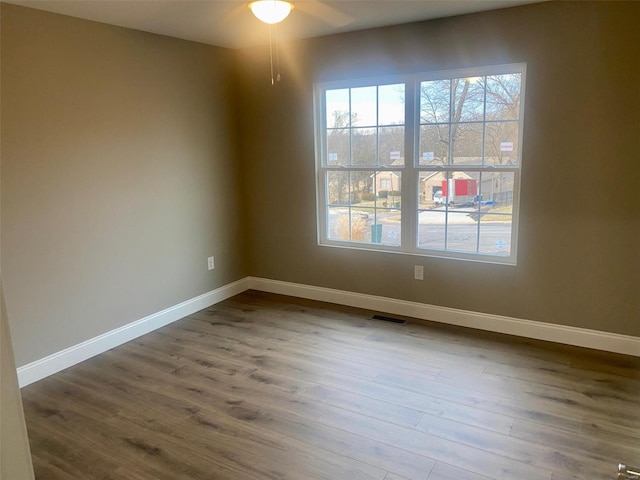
[17,278,250,387]
[247,277,640,357]
[18,275,639,387]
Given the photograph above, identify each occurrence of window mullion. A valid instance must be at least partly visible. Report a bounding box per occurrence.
[348,89,353,166]
[402,79,416,251]
[444,80,455,250]
[376,86,380,167]
[477,77,488,252]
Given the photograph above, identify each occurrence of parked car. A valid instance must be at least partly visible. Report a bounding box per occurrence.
[432,191,444,205]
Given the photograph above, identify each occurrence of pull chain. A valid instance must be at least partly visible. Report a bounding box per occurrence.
[268,23,275,85]
[268,23,281,85]
[275,23,281,82]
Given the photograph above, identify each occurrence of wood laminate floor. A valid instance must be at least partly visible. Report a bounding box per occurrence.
[21,291,640,480]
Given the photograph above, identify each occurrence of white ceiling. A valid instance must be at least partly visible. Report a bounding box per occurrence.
[4,0,543,49]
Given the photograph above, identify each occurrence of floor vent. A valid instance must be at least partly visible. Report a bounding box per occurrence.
[618,464,640,480]
[371,315,407,325]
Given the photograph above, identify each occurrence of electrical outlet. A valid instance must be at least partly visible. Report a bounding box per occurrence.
[208,256,215,270]
[414,265,424,280]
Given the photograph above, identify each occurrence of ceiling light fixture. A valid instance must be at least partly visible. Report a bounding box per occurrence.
[249,1,293,25]
[249,1,294,85]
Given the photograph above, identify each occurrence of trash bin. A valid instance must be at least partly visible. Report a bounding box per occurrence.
[371,224,382,243]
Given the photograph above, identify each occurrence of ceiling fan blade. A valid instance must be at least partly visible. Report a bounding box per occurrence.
[296,1,354,27]
[221,2,251,24]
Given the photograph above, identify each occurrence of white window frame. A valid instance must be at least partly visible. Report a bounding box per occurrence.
[314,63,526,265]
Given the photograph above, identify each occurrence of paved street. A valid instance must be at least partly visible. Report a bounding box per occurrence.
[328,206,511,254]
[417,223,511,254]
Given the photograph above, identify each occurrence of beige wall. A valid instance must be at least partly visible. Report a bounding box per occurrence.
[1,284,35,479]
[1,4,247,367]
[1,1,638,376]
[1,8,35,475]
[2,2,634,473]
[237,1,640,336]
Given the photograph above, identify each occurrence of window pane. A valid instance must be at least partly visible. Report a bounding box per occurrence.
[486,73,521,121]
[327,128,349,165]
[349,171,373,205]
[330,208,374,243]
[379,126,404,166]
[374,184,389,209]
[418,210,446,250]
[357,207,379,244]
[344,212,368,242]
[327,171,350,205]
[479,214,512,255]
[327,207,349,241]
[420,79,450,123]
[380,217,401,246]
[420,171,507,254]
[452,123,483,164]
[375,171,401,246]
[485,121,519,166]
[446,212,479,253]
[327,170,402,247]
[419,171,446,208]
[326,89,350,128]
[478,172,515,208]
[351,86,377,126]
[328,170,376,243]
[373,171,401,203]
[377,210,401,245]
[378,84,405,126]
[442,172,479,206]
[453,77,484,122]
[419,125,449,165]
[352,128,377,165]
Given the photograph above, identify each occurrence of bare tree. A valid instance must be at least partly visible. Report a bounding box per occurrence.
[419,74,520,165]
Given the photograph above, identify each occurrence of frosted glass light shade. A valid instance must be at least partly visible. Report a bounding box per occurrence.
[249,1,293,24]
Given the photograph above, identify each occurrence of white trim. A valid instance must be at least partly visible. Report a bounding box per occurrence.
[18,276,639,387]
[247,277,640,357]
[17,278,250,387]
